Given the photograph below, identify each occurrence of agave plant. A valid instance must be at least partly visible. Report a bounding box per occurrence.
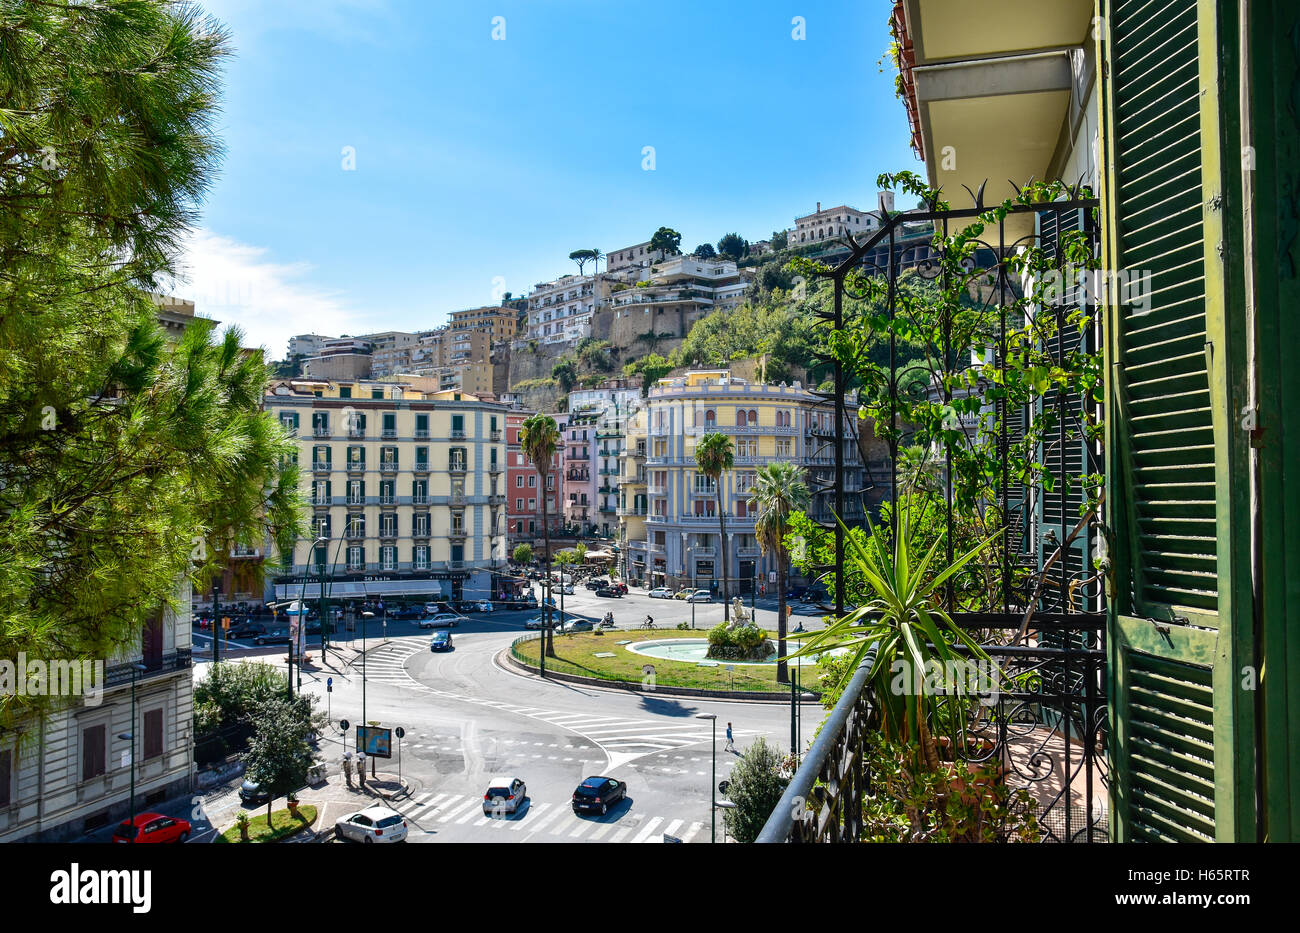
[787,501,1002,771]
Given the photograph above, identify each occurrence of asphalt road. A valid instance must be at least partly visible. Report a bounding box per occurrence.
[266,585,829,843]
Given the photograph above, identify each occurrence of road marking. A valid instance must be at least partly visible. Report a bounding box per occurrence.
[526,803,567,835]
[509,802,549,831]
[567,819,592,839]
[610,825,634,843]
[455,803,486,824]
[660,819,683,841]
[680,822,703,843]
[632,817,663,843]
[434,797,481,823]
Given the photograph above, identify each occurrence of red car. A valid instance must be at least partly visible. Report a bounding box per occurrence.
[112,812,191,844]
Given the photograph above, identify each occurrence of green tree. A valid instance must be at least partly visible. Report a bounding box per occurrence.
[694,243,716,259]
[722,737,789,843]
[695,433,735,621]
[512,543,533,566]
[648,226,682,256]
[0,2,303,726]
[242,693,323,828]
[623,353,675,396]
[551,358,577,392]
[749,462,810,683]
[568,249,599,275]
[519,414,561,659]
[574,542,588,565]
[771,230,789,251]
[716,232,749,262]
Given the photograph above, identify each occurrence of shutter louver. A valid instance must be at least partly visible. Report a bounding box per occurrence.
[1112,0,1218,613]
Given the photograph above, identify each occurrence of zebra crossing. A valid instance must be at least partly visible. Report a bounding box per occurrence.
[349,640,757,760]
[396,789,704,843]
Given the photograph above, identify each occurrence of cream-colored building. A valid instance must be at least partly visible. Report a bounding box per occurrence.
[620,370,867,593]
[266,377,508,602]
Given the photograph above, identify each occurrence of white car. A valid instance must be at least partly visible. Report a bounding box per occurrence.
[335,805,408,843]
[482,776,527,816]
[686,590,712,603]
[648,587,673,599]
[524,615,558,630]
[474,600,493,613]
[417,614,460,629]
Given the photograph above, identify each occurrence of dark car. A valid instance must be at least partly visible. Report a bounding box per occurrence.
[254,630,291,646]
[595,586,622,598]
[572,776,627,815]
[226,620,266,639]
[430,631,453,652]
[239,780,270,806]
[585,579,609,591]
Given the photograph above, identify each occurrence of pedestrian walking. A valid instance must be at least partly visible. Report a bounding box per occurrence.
[725,722,735,752]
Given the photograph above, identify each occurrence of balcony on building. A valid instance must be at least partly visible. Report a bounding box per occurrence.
[312,460,331,473]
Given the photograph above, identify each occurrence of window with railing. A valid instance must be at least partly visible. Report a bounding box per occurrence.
[380,513,397,538]
[413,546,430,570]
[449,447,467,471]
[347,480,364,505]
[347,546,364,571]
[380,546,396,571]
[413,513,430,537]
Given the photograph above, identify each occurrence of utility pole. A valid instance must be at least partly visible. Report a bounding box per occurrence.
[698,714,717,843]
[211,581,220,664]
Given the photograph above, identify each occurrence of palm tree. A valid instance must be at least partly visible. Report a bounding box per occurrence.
[520,413,560,662]
[695,432,735,622]
[748,462,810,684]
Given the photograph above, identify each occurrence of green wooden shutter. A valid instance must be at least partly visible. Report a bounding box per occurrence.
[1101,0,1252,842]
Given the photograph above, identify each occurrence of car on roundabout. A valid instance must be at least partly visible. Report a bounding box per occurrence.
[685,589,712,603]
[560,618,594,633]
[648,587,673,599]
[571,776,627,816]
[482,776,527,816]
[523,615,559,630]
[595,586,622,598]
[334,805,408,843]
[429,630,453,651]
[417,614,461,629]
[673,588,693,600]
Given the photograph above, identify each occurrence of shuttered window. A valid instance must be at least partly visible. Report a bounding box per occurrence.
[1111,0,1217,613]
[1103,0,1237,843]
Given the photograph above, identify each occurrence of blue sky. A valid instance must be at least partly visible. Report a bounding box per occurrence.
[178,0,915,358]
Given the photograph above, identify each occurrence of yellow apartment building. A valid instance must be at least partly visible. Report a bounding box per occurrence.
[265,377,508,603]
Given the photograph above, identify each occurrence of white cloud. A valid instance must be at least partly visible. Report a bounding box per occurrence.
[167,229,367,359]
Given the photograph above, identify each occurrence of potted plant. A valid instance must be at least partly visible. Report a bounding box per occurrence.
[788,500,1003,772]
[287,792,299,816]
[236,811,250,842]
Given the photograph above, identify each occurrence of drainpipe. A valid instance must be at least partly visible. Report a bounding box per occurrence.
[1238,0,1265,843]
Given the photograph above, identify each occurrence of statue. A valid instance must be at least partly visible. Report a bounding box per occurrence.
[730,596,749,626]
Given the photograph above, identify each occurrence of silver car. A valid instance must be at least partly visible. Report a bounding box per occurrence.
[482,776,527,816]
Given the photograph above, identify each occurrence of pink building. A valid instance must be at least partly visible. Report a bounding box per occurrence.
[507,409,565,544]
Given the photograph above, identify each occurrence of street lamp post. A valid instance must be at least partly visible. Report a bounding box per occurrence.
[120,663,147,843]
[697,713,717,843]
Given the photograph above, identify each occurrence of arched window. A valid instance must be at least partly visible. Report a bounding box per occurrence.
[705,409,715,426]
[736,410,747,427]
[747,409,757,425]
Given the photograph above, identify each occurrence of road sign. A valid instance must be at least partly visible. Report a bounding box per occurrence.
[718,780,731,796]
[340,719,349,731]
[394,726,405,739]
[356,725,392,758]
[768,571,777,583]
[327,677,333,693]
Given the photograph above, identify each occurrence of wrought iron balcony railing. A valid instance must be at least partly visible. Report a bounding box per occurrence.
[757,617,1107,844]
